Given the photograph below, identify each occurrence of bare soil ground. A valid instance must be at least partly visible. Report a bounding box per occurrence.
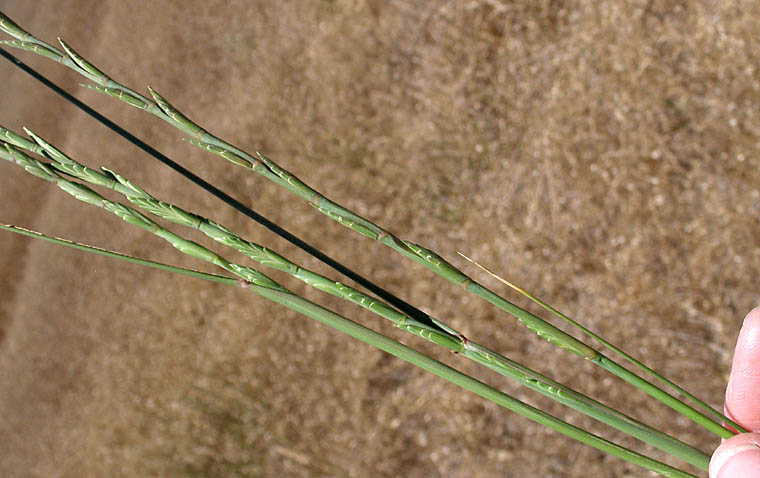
[1,1,759,477]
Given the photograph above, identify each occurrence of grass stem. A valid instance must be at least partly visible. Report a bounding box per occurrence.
[459,252,746,434]
[1,125,711,469]
[0,220,698,478]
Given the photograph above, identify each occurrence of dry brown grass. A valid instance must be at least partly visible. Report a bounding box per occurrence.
[1,1,759,476]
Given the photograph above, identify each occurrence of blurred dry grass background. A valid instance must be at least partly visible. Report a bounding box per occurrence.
[1,1,759,476]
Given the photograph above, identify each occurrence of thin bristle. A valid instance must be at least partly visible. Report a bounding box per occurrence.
[457,251,528,296]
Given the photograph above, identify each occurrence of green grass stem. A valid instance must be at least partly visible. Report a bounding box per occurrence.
[0,222,239,285]
[0,219,697,478]
[1,125,710,469]
[458,252,746,433]
[0,15,731,439]
[0,135,697,477]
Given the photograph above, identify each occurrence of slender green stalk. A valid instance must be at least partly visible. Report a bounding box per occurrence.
[1,125,710,469]
[0,13,731,439]
[0,223,239,285]
[458,252,747,433]
[0,139,697,477]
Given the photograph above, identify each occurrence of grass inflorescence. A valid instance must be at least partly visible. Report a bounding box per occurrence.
[3,4,757,477]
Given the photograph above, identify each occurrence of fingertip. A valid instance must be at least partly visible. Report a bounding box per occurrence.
[710,433,760,478]
[743,307,760,328]
[725,308,760,431]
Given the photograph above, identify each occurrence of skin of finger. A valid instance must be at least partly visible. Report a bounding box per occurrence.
[709,433,760,478]
[725,307,760,432]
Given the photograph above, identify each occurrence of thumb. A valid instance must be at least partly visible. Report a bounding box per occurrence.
[709,433,760,478]
[724,308,760,431]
